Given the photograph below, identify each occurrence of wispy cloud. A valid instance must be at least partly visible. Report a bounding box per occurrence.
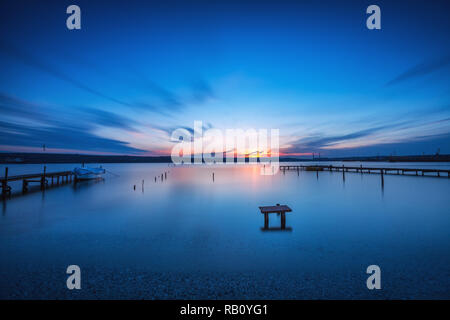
[0,40,135,108]
[153,122,214,140]
[0,39,217,123]
[0,120,144,154]
[0,93,143,154]
[0,93,138,132]
[386,54,450,86]
[190,80,215,104]
[129,68,215,115]
[288,123,407,152]
[285,110,450,155]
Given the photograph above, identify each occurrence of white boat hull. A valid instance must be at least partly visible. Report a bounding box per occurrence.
[75,173,103,180]
[73,167,106,180]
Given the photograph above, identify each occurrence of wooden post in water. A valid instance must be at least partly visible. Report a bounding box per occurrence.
[41,166,46,190]
[2,167,8,197]
[381,169,384,188]
[342,165,345,181]
[22,179,28,193]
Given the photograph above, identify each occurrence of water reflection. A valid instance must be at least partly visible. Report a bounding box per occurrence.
[0,162,449,299]
[261,213,293,231]
[261,226,292,232]
[72,178,105,192]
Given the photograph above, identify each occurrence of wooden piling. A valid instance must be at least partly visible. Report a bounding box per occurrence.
[2,167,9,197]
[281,212,286,229]
[22,179,28,193]
[41,166,46,190]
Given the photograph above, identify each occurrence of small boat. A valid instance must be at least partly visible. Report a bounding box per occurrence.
[73,166,106,181]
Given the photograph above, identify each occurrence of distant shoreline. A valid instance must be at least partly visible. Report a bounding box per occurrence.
[0,152,449,164]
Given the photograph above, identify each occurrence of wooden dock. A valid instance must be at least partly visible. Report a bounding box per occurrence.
[279,165,450,178]
[1,166,74,197]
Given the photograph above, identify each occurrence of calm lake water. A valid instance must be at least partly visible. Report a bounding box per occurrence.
[0,162,449,299]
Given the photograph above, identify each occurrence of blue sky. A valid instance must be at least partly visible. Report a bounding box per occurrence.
[0,0,449,156]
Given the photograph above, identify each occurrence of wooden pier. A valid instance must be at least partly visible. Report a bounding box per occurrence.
[1,166,74,197]
[279,164,450,178]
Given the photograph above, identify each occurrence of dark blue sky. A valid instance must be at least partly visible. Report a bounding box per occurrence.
[0,0,449,156]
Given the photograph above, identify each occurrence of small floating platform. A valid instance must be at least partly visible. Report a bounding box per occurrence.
[259,204,292,230]
[259,205,292,214]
